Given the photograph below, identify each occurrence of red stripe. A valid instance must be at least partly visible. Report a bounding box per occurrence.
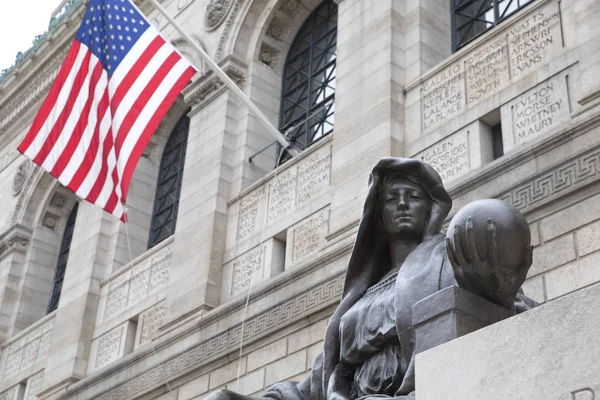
[104,52,183,213]
[67,89,109,193]
[110,35,165,113]
[120,65,196,205]
[18,41,82,154]
[32,51,93,165]
[102,166,120,215]
[113,51,181,159]
[51,62,104,177]
[86,129,114,203]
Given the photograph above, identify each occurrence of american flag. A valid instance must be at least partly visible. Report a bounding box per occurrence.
[18,0,197,221]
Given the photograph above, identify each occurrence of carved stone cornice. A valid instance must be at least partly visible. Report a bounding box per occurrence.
[0,224,33,260]
[183,56,247,113]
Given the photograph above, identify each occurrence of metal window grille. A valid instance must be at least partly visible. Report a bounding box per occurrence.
[148,114,190,248]
[452,0,536,50]
[278,0,337,165]
[47,202,78,313]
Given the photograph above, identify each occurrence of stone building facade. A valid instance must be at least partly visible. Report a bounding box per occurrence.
[0,0,599,398]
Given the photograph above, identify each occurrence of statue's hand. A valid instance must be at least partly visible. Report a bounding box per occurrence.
[445,217,532,310]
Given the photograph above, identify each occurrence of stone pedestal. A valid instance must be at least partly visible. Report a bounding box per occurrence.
[412,286,513,355]
[416,282,600,400]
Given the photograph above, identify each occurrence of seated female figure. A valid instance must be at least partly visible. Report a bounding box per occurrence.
[207,158,536,400]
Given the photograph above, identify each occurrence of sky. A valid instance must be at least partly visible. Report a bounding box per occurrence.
[0,0,64,73]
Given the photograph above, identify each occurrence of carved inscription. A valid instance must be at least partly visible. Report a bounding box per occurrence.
[103,242,172,322]
[297,148,331,206]
[95,326,124,368]
[231,246,265,295]
[268,169,297,223]
[510,75,569,145]
[415,130,469,182]
[422,63,465,130]
[465,37,509,104]
[24,370,44,400]
[509,3,562,78]
[2,318,54,380]
[292,210,329,262]
[138,302,166,346]
[238,186,267,240]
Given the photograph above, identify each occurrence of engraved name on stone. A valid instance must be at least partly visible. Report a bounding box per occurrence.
[238,186,266,240]
[268,169,297,223]
[292,209,329,262]
[465,37,510,104]
[415,130,469,182]
[509,75,569,145]
[231,246,265,295]
[422,63,465,130]
[508,2,562,79]
[297,148,331,206]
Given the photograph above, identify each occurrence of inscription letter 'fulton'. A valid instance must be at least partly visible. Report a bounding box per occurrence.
[414,129,469,183]
[422,63,465,131]
[268,169,297,223]
[465,37,509,104]
[502,71,570,151]
[508,1,562,79]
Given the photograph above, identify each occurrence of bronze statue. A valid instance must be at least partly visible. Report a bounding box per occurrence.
[207,158,536,400]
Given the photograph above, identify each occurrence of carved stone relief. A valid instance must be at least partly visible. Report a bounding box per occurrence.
[205,0,234,31]
[137,302,166,346]
[2,318,54,380]
[266,17,286,41]
[95,326,125,369]
[414,129,470,183]
[94,273,345,400]
[215,0,244,61]
[267,169,297,223]
[291,208,329,263]
[23,370,44,400]
[231,245,265,295]
[12,161,31,196]
[419,0,564,132]
[237,185,267,240]
[103,243,172,322]
[259,43,279,68]
[296,145,331,206]
[501,70,571,152]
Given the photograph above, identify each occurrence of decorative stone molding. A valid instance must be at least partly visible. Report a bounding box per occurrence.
[215,0,245,61]
[12,161,32,197]
[500,145,600,214]
[10,165,42,228]
[0,224,33,260]
[205,0,234,31]
[1,317,54,381]
[182,56,247,112]
[259,42,279,68]
[0,386,18,400]
[23,370,44,400]
[266,16,286,41]
[91,273,344,400]
[101,240,172,323]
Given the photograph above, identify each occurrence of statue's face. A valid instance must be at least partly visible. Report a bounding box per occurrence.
[381,178,432,239]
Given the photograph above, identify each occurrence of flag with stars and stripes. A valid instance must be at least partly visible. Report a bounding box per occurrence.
[18,0,197,221]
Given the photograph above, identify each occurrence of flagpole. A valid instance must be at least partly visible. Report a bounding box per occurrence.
[146,0,299,156]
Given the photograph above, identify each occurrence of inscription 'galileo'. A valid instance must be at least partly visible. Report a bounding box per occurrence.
[415,131,469,182]
[422,63,465,131]
[465,37,509,104]
[511,80,566,145]
[509,4,562,78]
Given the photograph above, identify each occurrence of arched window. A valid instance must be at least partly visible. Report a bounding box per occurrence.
[47,202,78,314]
[278,0,337,164]
[148,114,190,248]
[452,0,535,50]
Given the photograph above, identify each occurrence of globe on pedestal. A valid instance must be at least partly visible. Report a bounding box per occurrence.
[447,199,531,271]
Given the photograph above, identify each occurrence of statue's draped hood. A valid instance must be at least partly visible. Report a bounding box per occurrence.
[321,157,452,396]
